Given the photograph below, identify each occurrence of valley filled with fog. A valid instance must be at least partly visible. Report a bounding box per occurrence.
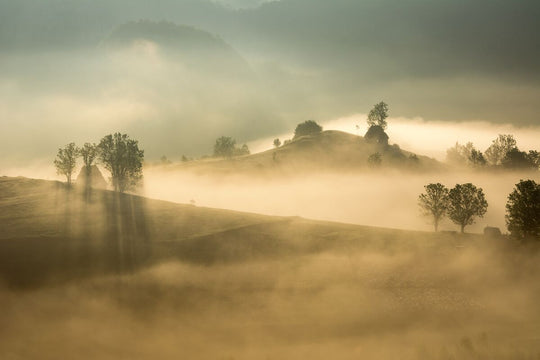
[2,1,540,359]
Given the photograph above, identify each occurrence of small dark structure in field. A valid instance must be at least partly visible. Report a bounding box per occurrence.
[484,226,502,239]
[364,125,389,146]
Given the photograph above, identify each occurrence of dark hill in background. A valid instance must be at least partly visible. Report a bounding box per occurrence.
[102,21,250,75]
[1,0,539,123]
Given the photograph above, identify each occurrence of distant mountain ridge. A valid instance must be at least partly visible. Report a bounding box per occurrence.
[102,20,250,75]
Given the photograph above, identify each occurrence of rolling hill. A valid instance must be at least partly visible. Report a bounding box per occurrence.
[1,175,450,288]
[3,176,540,359]
[162,130,442,175]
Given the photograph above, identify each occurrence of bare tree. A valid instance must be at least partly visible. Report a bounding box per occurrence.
[418,183,449,232]
[54,142,79,186]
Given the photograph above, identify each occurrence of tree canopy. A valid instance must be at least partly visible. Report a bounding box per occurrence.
[79,143,98,182]
[98,133,144,193]
[367,101,389,130]
[293,120,323,139]
[506,179,540,241]
[446,142,486,167]
[418,183,449,232]
[485,134,517,166]
[213,137,250,158]
[448,183,488,233]
[213,136,237,158]
[502,148,536,169]
[54,142,79,186]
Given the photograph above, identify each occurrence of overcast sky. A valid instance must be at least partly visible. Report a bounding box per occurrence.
[0,0,539,167]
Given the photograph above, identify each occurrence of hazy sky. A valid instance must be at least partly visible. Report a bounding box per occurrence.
[0,0,539,166]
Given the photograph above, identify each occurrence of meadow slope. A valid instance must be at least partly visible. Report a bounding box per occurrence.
[1,176,540,359]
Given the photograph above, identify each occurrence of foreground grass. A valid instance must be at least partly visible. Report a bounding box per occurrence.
[1,176,539,359]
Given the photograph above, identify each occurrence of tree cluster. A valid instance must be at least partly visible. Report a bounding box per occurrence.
[293,120,323,139]
[446,134,539,170]
[213,136,250,158]
[53,133,144,193]
[419,179,540,241]
[418,182,488,233]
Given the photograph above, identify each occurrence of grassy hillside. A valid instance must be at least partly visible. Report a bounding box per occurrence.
[0,176,270,287]
[2,176,540,359]
[163,130,442,176]
[0,175,451,288]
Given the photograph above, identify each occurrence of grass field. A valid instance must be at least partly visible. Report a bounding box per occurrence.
[1,176,539,359]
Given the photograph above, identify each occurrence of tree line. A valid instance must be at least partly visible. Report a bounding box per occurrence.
[54,133,144,193]
[419,180,540,241]
[447,134,540,170]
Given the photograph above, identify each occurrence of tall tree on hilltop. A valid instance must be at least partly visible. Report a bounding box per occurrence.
[367,101,389,130]
[214,136,237,158]
[98,133,144,193]
[79,143,98,181]
[293,120,323,139]
[54,142,79,186]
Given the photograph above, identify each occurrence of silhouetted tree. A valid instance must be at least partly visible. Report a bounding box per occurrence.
[273,138,281,148]
[213,136,236,158]
[448,183,488,233]
[294,120,322,139]
[446,142,471,165]
[502,148,535,169]
[506,179,540,241]
[54,142,79,186]
[79,143,98,180]
[367,101,389,130]
[446,142,485,167]
[485,134,517,166]
[98,133,144,193]
[236,143,250,156]
[418,183,449,232]
[364,125,389,146]
[368,152,382,167]
[528,150,540,170]
[160,155,172,165]
[469,149,487,167]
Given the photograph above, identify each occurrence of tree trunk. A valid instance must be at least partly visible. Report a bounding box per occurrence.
[460,224,465,233]
[434,219,439,232]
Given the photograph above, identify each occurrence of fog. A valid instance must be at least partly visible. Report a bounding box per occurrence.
[2,1,540,358]
[2,0,540,167]
[2,232,540,359]
[143,168,539,234]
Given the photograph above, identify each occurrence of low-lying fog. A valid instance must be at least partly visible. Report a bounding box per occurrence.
[144,169,540,233]
[2,235,540,359]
